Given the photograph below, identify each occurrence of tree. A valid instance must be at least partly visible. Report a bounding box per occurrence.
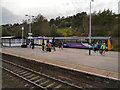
[71,12,87,35]
[23,20,29,37]
[2,26,11,36]
[58,20,66,28]
[31,14,50,36]
[50,24,57,37]
[55,16,61,26]
[49,19,55,26]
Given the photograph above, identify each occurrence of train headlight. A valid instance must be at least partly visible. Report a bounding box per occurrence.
[64,44,67,46]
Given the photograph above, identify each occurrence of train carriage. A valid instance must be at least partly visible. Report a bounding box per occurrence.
[32,36,113,51]
[60,37,113,50]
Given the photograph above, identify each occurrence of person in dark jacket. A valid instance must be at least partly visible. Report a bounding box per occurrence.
[31,39,34,49]
[42,40,45,51]
[97,42,100,52]
[52,37,56,51]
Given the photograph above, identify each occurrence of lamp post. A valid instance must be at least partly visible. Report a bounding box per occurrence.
[89,0,93,55]
[25,14,34,48]
[22,27,24,44]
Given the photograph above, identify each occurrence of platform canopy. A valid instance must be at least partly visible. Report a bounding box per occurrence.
[43,36,111,40]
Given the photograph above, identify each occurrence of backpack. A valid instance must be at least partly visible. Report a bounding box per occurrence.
[94,44,97,48]
[48,43,51,48]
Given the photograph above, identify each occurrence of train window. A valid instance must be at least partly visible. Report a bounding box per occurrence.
[82,40,88,43]
[71,40,77,43]
[67,40,71,43]
[76,40,81,43]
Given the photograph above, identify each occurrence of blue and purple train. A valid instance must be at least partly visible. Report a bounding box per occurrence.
[33,36,113,50]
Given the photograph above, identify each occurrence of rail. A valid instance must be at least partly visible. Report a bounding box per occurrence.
[1,59,84,90]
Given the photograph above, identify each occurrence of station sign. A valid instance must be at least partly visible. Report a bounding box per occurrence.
[28,33,32,36]
[88,37,92,39]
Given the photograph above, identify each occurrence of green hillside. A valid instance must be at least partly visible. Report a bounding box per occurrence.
[57,28,72,36]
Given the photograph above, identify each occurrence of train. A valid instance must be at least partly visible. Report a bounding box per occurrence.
[1,36,113,50]
[33,36,113,51]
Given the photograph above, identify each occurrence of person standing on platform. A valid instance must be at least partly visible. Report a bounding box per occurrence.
[61,42,63,50]
[52,37,56,51]
[46,41,49,51]
[58,43,61,48]
[45,44,47,52]
[97,42,100,52]
[93,42,98,52]
[31,39,34,49]
[48,42,51,52]
[42,40,45,51]
[53,41,56,51]
[30,41,31,48]
[100,43,106,55]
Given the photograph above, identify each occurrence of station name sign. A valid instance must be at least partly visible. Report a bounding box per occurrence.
[88,37,92,39]
[28,33,32,36]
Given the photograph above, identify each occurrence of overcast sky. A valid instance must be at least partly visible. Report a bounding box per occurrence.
[0,0,119,24]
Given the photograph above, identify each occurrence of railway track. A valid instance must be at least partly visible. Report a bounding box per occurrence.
[1,59,84,90]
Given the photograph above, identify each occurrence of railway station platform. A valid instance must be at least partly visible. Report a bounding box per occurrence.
[1,46,119,79]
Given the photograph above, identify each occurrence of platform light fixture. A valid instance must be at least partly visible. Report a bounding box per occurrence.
[25,14,34,48]
[21,26,24,45]
[89,0,94,55]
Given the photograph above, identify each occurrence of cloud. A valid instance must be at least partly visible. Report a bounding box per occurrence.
[1,0,119,24]
[1,7,22,25]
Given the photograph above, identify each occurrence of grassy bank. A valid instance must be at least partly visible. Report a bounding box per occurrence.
[57,28,72,36]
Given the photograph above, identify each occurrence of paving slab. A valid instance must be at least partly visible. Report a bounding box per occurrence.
[1,46,119,79]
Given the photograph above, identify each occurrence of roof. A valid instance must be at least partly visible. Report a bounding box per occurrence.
[1,36,15,39]
[1,36,26,39]
[1,36,111,40]
[44,37,111,40]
